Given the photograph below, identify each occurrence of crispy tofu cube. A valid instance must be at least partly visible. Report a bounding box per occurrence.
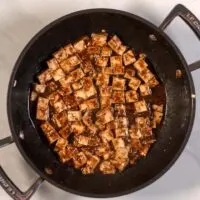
[81,77,97,97]
[128,77,141,90]
[135,117,150,128]
[139,144,151,157]
[95,56,109,67]
[125,90,138,103]
[36,97,49,120]
[52,111,68,128]
[71,121,85,134]
[110,56,122,67]
[82,154,100,174]
[99,86,112,96]
[63,44,76,56]
[129,128,142,139]
[48,92,61,105]
[59,76,73,88]
[62,95,78,110]
[99,161,116,174]
[46,81,58,92]
[147,76,159,88]
[134,100,148,113]
[91,33,108,46]
[88,68,98,79]
[139,84,152,96]
[79,98,99,110]
[60,86,72,96]
[58,145,78,163]
[30,91,38,101]
[72,81,83,90]
[51,68,65,81]
[138,69,154,83]
[124,68,136,79]
[74,88,88,100]
[115,117,128,128]
[115,128,128,137]
[53,99,66,113]
[112,91,125,103]
[47,58,60,71]
[112,138,125,150]
[60,55,81,73]
[152,104,164,113]
[113,65,124,75]
[108,35,126,55]
[82,111,93,126]
[53,48,68,63]
[73,39,86,52]
[58,125,70,139]
[100,96,111,108]
[67,111,81,121]
[34,84,46,93]
[86,46,101,55]
[70,68,85,82]
[73,152,87,168]
[54,137,68,152]
[134,58,148,72]
[37,69,52,84]
[112,77,126,90]
[114,104,126,117]
[75,135,90,146]
[80,60,93,73]
[123,50,136,65]
[96,73,109,86]
[96,107,114,125]
[153,111,163,124]
[101,46,112,57]
[103,66,113,75]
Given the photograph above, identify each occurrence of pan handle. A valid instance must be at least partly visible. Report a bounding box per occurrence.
[159,4,200,71]
[0,137,44,200]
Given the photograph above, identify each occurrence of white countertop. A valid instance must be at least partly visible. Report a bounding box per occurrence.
[0,0,200,200]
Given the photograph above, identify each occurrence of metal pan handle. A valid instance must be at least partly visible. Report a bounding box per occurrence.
[0,137,43,200]
[159,4,200,71]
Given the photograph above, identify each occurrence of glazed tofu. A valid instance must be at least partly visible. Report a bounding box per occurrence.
[139,84,152,96]
[52,111,68,128]
[115,147,129,159]
[110,56,122,67]
[67,111,81,121]
[54,137,68,152]
[138,69,154,83]
[95,56,109,67]
[99,85,112,96]
[30,91,38,101]
[72,81,83,90]
[134,100,147,113]
[115,117,128,128]
[62,95,78,110]
[63,44,76,56]
[101,46,112,57]
[115,128,128,137]
[153,111,163,124]
[108,35,126,55]
[129,128,142,139]
[99,161,116,174]
[79,98,99,110]
[82,111,93,126]
[112,91,125,103]
[36,97,49,120]
[152,104,164,113]
[37,69,52,84]
[53,99,66,113]
[73,39,86,52]
[34,84,46,94]
[114,104,126,117]
[46,81,58,92]
[80,60,93,73]
[86,154,100,169]
[123,50,136,65]
[112,77,126,90]
[47,58,60,71]
[53,48,68,63]
[70,68,85,82]
[74,88,88,100]
[125,90,138,103]
[112,158,129,171]
[59,76,73,88]
[73,152,87,168]
[51,68,65,81]
[58,145,78,163]
[139,144,151,157]
[134,58,148,72]
[135,117,150,128]
[103,66,113,75]
[100,96,111,108]
[147,76,159,88]
[71,121,85,134]
[58,125,71,139]
[81,77,97,98]
[96,73,109,86]
[113,65,124,75]
[91,33,108,46]
[124,68,136,79]
[75,135,90,146]
[112,138,125,150]
[60,55,81,73]
[48,92,61,106]
[128,77,141,90]
[96,107,114,125]
[87,46,101,55]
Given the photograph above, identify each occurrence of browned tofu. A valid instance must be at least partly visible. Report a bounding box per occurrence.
[115,117,128,128]
[112,77,126,90]
[124,68,136,79]
[86,46,101,55]
[52,111,68,128]
[54,137,68,152]
[47,58,60,71]
[58,145,78,163]
[59,76,73,88]
[108,35,126,55]
[95,56,109,67]
[114,104,126,117]
[46,81,58,92]
[99,161,116,174]
[80,60,93,73]
[152,104,164,113]
[139,144,151,157]
[110,56,122,67]
[115,147,129,160]
[62,95,78,110]
[53,99,66,113]
[125,90,138,103]
[113,65,124,75]
[36,97,49,120]
[86,153,100,170]
[99,85,112,96]
[63,44,76,56]
[71,121,85,134]
[37,69,52,84]
[101,46,112,57]
[96,73,109,86]
[112,138,125,150]
[111,158,129,171]
[73,152,87,168]
[123,50,136,65]
[139,84,152,96]
[138,69,154,83]
[70,68,85,82]
[79,98,99,111]
[153,111,163,124]
[51,68,65,81]
[147,76,159,88]
[82,111,93,126]
[96,107,114,125]
[112,91,125,104]
[74,88,88,100]
[72,81,83,90]
[129,128,142,139]
[81,77,97,98]
[67,111,81,121]
[73,39,86,52]
[75,135,90,146]
[115,128,128,137]
[134,100,148,113]
[134,58,148,72]
[103,66,113,75]
[100,96,111,108]
[128,77,141,90]
[53,48,68,63]
[30,91,38,101]
[135,117,150,128]
[91,33,108,46]
[48,92,61,106]
[60,55,81,73]
[34,84,46,94]
[58,125,71,139]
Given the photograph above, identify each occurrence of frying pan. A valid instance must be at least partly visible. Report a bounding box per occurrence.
[0,4,200,200]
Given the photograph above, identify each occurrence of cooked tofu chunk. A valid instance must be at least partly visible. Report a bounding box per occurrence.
[110,56,122,67]
[30,91,38,101]
[95,56,109,67]
[47,58,60,71]
[46,81,58,92]
[114,104,126,117]
[82,111,93,126]
[128,77,141,90]
[129,128,142,139]
[37,69,52,84]
[60,55,81,73]
[96,107,114,125]
[71,121,85,134]
[59,76,73,88]
[100,96,111,108]
[79,98,99,110]
[73,152,87,168]
[96,73,109,86]
[86,46,101,55]
[58,145,78,163]
[80,60,93,73]
[48,92,61,105]
[51,68,65,81]
[153,111,163,124]
[63,44,76,56]
[74,88,88,100]
[147,76,159,88]
[53,99,66,113]
[125,90,138,103]
[73,39,86,52]
[112,91,125,103]
[103,66,113,75]
[124,68,136,79]
[54,137,68,152]
[100,129,114,143]
[134,100,148,113]
[99,85,112,96]
[67,111,81,121]
[115,117,128,128]
[91,33,108,46]
[99,161,116,174]
[152,104,164,113]
[108,35,126,55]
[112,158,129,171]
[138,69,154,83]
[139,144,151,157]
[36,97,49,120]
[70,68,85,82]
[75,135,90,146]
[101,46,112,57]
[72,81,83,90]
[112,77,126,90]
[135,117,150,128]
[134,58,148,72]
[34,84,46,94]
[58,125,71,139]
[139,84,152,96]
[123,50,136,65]
[53,48,68,63]
[81,77,97,98]
[86,153,100,170]
[52,111,68,128]
[62,95,78,110]
[112,138,125,150]
[115,147,129,160]
[115,128,128,137]
[113,65,124,75]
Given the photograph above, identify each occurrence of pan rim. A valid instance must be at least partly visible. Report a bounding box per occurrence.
[7,8,196,198]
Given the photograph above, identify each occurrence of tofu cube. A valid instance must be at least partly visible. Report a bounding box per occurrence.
[80,60,93,73]
[114,104,126,117]
[95,56,109,67]
[123,50,136,65]
[101,46,112,57]
[79,98,99,110]
[36,97,49,120]
[147,76,160,88]
[73,39,86,52]
[37,69,52,84]
[62,95,78,110]
[113,65,124,75]
[129,128,142,139]
[96,73,109,86]
[99,161,116,174]
[139,84,152,96]
[124,68,136,79]
[48,92,61,106]
[112,91,125,103]
[103,67,113,75]
[34,84,46,94]
[52,111,68,128]
[100,129,114,143]
[63,44,76,56]
[135,116,150,128]
[99,86,112,96]
[46,81,58,92]
[128,77,141,90]
[75,135,90,146]
[82,111,93,126]
[91,33,108,46]
[134,100,148,113]
[152,104,164,113]
[112,138,125,150]
[108,35,126,55]
[153,111,163,124]
[82,154,100,174]
[115,128,128,137]
[96,107,114,125]
[67,111,81,121]
[115,117,128,128]
[51,68,65,81]
[30,91,38,101]
[112,77,126,90]
[53,48,68,63]
[71,121,85,134]
[72,81,83,90]
[100,96,111,108]
[58,125,70,139]
[134,58,148,72]
[58,145,78,163]
[54,137,68,152]
[70,68,85,82]
[110,56,122,67]
[125,90,138,102]
[81,77,97,98]
[47,58,59,71]
[73,152,87,168]
[53,99,66,113]
[138,69,154,83]
[74,88,88,100]
[87,46,101,55]
[59,76,73,88]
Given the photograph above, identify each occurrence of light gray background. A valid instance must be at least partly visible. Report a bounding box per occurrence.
[0,0,200,199]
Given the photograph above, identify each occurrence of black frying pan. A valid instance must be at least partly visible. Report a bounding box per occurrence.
[0,4,200,200]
